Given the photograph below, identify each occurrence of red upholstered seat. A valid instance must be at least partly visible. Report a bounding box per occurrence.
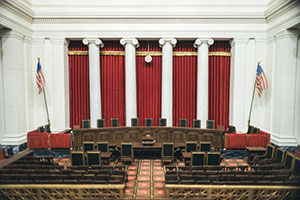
[27,132,49,149]
[50,133,71,148]
[225,133,247,149]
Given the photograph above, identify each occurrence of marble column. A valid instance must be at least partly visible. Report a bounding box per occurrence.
[194,38,214,128]
[83,38,103,128]
[120,38,139,126]
[159,38,177,127]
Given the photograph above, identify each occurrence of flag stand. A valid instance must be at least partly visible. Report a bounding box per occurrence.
[38,57,51,130]
[247,61,260,127]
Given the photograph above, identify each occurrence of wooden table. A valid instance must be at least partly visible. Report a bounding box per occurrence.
[246,147,266,164]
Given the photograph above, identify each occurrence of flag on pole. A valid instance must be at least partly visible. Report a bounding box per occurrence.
[256,64,268,97]
[36,60,45,94]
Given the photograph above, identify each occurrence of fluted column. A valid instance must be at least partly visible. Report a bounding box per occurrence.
[159,38,177,127]
[120,38,139,126]
[194,38,214,128]
[83,38,103,128]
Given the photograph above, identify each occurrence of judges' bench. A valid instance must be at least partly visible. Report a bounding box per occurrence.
[72,126,224,150]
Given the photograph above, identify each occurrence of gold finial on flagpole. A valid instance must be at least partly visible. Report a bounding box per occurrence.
[37,57,40,62]
[258,61,261,65]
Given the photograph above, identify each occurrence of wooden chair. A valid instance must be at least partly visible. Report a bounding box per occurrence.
[83,142,94,152]
[207,152,221,165]
[145,118,153,126]
[87,151,101,166]
[193,119,201,128]
[179,119,187,127]
[186,142,197,153]
[162,143,174,164]
[97,142,109,152]
[82,120,91,128]
[111,118,119,127]
[200,142,211,152]
[121,143,134,163]
[97,119,105,128]
[284,152,294,170]
[159,118,167,126]
[192,152,205,166]
[71,151,84,166]
[292,156,300,176]
[131,118,139,126]
[253,144,276,165]
[206,120,215,129]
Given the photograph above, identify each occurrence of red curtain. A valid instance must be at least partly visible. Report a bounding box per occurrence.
[209,41,231,130]
[136,41,162,126]
[69,41,90,128]
[100,41,126,127]
[173,41,197,127]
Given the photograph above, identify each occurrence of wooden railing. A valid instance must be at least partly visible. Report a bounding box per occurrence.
[165,184,300,200]
[0,184,124,200]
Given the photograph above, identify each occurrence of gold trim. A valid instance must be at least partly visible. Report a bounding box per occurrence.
[0,184,125,189]
[68,51,89,56]
[208,51,231,56]
[68,50,231,57]
[165,185,300,189]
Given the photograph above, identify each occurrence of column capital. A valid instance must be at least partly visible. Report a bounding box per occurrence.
[159,38,177,48]
[193,38,214,48]
[82,38,104,47]
[120,38,139,48]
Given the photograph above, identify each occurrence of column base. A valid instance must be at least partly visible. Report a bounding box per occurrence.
[1,132,27,145]
[271,133,298,147]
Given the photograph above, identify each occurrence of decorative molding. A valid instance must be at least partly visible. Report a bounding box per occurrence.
[0,0,33,22]
[1,132,27,145]
[0,30,24,40]
[32,18,267,24]
[0,14,32,36]
[265,0,300,23]
[68,50,231,57]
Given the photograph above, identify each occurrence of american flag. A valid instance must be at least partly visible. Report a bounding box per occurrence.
[36,60,45,94]
[256,64,268,97]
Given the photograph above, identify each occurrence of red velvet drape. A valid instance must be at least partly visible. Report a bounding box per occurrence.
[100,41,126,127]
[69,41,90,128]
[209,41,231,129]
[173,41,197,127]
[136,41,162,126]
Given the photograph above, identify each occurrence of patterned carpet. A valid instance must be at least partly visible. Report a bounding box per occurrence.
[52,158,249,199]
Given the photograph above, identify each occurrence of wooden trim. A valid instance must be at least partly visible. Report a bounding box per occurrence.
[162,143,174,158]
[0,150,34,169]
[70,150,84,165]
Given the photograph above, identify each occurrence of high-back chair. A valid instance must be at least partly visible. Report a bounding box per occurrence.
[180,119,187,127]
[206,120,215,129]
[200,142,211,152]
[186,142,197,153]
[159,118,167,126]
[193,120,201,128]
[111,118,119,127]
[131,118,139,126]
[145,118,153,126]
[82,120,91,128]
[192,152,205,166]
[162,143,174,163]
[71,151,84,166]
[83,142,94,152]
[97,142,109,153]
[121,143,133,163]
[87,151,101,166]
[207,152,221,165]
[97,119,105,128]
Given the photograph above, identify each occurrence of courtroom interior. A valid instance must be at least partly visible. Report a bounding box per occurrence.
[0,0,300,199]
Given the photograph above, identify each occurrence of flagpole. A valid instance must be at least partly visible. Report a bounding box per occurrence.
[38,57,51,128]
[248,61,260,127]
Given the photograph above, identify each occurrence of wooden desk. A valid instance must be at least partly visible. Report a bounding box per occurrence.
[246,147,266,164]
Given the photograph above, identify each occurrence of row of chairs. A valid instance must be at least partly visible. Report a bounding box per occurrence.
[81,118,216,128]
[253,144,300,176]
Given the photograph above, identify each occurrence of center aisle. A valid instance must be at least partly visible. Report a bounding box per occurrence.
[124,159,167,199]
